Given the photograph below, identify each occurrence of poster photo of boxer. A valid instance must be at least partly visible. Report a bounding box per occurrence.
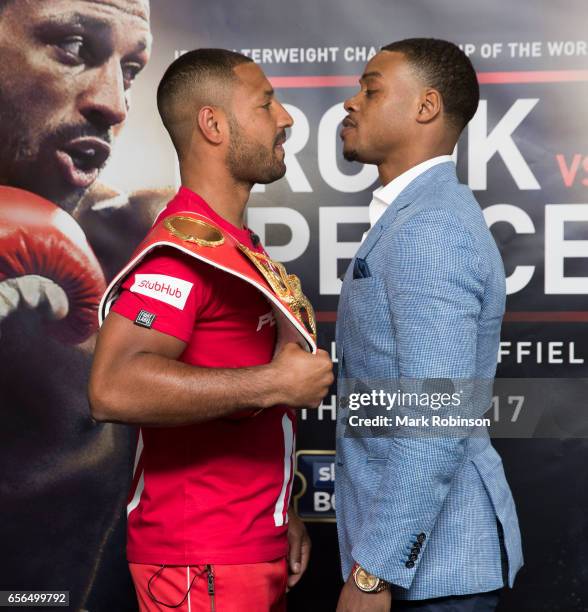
[2,0,588,610]
[0,1,166,610]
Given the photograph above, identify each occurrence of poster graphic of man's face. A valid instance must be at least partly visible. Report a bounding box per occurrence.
[0,0,151,212]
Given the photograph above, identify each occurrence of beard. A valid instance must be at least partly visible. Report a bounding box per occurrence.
[226,114,286,185]
[343,147,360,162]
[343,137,382,165]
[342,134,363,163]
[0,98,35,177]
[0,97,111,213]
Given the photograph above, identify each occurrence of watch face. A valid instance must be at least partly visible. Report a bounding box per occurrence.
[355,567,379,592]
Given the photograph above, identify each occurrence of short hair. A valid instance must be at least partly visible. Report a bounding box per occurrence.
[381,38,479,133]
[156,48,253,156]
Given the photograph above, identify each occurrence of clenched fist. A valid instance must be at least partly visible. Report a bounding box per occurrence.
[270,342,334,409]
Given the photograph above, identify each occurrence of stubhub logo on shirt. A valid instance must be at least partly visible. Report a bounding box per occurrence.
[130,274,193,310]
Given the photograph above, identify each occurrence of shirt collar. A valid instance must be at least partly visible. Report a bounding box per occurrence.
[362,155,454,240]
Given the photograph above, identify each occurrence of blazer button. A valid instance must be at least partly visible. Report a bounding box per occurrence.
[409,553,418,561]
[411,546,420,555]
[405,560,415,569]
[417,533,426,543]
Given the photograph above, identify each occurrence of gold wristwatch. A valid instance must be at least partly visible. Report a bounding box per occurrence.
[352,562,390,593]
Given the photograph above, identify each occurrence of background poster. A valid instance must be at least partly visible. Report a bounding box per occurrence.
[1,0,587,610]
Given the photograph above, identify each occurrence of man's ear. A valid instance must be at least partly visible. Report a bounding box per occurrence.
[416,88,442,124]
[197,106,225,145]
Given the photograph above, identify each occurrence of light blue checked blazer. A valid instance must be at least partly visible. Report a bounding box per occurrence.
[335,162,523,600]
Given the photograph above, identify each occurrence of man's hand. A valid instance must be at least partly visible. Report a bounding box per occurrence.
[270,343,334,409]
[286,508,311,591]
[336,571,392,612]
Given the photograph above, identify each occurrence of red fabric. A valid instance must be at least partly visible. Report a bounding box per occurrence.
[129,558,287,612]
[110,187,296,565]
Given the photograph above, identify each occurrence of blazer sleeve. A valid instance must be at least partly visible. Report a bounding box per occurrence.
[350,207,486,589]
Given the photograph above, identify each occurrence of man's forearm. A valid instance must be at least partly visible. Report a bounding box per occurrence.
[90,352,281,426]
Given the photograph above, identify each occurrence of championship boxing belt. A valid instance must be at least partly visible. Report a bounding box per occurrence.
[99,212,317,353]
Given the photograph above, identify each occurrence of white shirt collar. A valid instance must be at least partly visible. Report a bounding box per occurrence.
[368,155,454,230]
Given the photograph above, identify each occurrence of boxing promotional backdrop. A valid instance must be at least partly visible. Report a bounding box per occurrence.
[1,0,587,610]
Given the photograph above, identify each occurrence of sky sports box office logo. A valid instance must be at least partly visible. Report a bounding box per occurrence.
[294,451,336,522]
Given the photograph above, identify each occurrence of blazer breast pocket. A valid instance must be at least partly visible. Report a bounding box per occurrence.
[348,275,378,310]
[344,274,395,372]
[347,275,389,327]
[348,273,381,296]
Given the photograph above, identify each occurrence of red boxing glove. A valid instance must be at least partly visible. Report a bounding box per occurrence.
[0,186,106,344]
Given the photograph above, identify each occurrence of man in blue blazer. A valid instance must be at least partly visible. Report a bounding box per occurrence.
[335,39,523,611]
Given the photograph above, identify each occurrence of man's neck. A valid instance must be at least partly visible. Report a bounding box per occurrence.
[180,166,250,228]
[377,137,455,186]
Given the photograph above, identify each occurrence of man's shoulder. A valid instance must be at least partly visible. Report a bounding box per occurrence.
[74,183,175,280]
[76,183,173,226]
[390,178,486,241]
[413,176,479,215]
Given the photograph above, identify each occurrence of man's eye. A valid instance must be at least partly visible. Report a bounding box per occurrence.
[262,102,272,110]
[57,35,85,60]
[122,62,143,85]
[365,89,377,97]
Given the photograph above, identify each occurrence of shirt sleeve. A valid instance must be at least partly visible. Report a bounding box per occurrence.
[110,247,208,343]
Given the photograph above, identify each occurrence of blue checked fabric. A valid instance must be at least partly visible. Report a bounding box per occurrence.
[335,163,523,600]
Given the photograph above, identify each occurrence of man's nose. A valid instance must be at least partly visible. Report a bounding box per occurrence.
[343,94,359,113]
[78,59,128,129]
[277,102,294,129]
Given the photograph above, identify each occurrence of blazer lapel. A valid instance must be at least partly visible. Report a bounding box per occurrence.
[353,163,459,268]
[355,223,384,260]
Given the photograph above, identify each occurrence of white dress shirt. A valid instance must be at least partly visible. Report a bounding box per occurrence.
[362,155,454,242]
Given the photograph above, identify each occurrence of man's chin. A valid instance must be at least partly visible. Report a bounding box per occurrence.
[343,148,360,162]
[254,161,287,185]
[9,159,90,213]
[22,179,86,214]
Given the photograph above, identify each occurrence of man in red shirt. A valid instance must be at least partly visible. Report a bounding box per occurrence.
[89,49,333,611]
